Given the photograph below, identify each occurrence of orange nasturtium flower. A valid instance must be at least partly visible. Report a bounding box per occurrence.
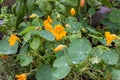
[44,15,53,24]
[44,22,53,32]
[105,32,117,45]
[52,24,67,41]
[54,45,67,52]
[80,0,85,7]
[46,15,53,23]
[15,73,27,80]
[43,16,53,32]
[8,34,21,46]
[70,8,76,16]
[29,14,38,19]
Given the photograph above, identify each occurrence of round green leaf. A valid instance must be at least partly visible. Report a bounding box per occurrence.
[65,17,77,24]
[36,64,56,80]
[88,7,95,15]
[20,55,33,66]
[67,22,82,33]
[68,38,92,64]
[53,56,71,79]
[39,30,55,41]
[112,70,120,80]
[23,32,31,42]
[101,50,118,65]
[53,56,70,68]
[53,66,71,79]
[89,46,103,57]
[0,39,18,54]
[30,37,40,50]
[69,32,81,41]
[31,18,40,27]
[109,9,120,23]
[89,46,104,64]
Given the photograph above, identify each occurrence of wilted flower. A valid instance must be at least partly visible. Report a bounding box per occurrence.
[70,8,76,16]
[80,0,85,7]
[56,14,60,18]
[29,14,38,18]
[8,34,21,46]
[0,55,9,60]
[15,73,27,80]
[54,45,67,52]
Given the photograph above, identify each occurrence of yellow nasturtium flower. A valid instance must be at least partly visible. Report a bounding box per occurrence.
[8,34,21,46]
[15,73,27,80]
[70,8,76,16]
[52,24,67,41]
[105,32,117,45]
[29,14,38,18]
[54,45,67,52]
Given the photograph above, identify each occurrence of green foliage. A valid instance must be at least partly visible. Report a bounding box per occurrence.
[101,0,112,7]
[109,9,120,23]
[26,0,34,12]
[59,0,78,6]
[0,0,3,4]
